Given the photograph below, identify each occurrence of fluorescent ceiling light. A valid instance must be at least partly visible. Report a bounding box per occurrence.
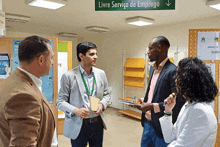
[25,0,67,10]
[126,16,154,26]
[58,32,77,38]
[5,13,30,23]
[209,4,220,10]
[206,0,220,10]
[85,26,109,33]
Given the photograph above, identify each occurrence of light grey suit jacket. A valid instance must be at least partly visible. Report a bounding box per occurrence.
[56,66,110,140]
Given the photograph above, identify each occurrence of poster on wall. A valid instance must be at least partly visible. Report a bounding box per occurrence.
[0,53,10,79]
[13,39,54,101]
[197,32,220,60]
[58,52,68,92]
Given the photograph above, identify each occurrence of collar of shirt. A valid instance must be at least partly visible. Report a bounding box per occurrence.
[153,57,169,71]
[79,64,94,77]
[185,100,199,107]
[18,67,43,91]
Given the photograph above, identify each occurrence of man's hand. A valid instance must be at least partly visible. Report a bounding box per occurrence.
[74,107,90,118]
[94,104,103,115]
[134,98,144,104]
[164,93,176,113]
[134,103,154,113]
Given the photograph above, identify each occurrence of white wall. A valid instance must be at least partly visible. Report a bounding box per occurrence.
[6,15,220,109]
[84,15,220,109]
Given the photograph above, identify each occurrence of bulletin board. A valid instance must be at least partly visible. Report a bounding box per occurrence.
[57,40,73,135]
[0,37,59,134]
[189,29,220,147]
[58,40,72,70]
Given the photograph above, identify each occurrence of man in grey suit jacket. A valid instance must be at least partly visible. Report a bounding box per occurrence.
[56,42,110,147]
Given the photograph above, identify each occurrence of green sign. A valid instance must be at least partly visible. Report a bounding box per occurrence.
[95,0,175,11]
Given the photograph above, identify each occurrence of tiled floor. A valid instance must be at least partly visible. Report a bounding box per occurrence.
[58,107,143,147]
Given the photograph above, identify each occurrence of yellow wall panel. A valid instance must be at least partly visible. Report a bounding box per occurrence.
[169,57,174,63]
[124,58,145,88]
[124,58,145,69]
[124,68,145,78]
[124,77,145,88]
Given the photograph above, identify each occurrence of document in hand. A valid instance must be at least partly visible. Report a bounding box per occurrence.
[89,96,100,111]
[119,100,141,106]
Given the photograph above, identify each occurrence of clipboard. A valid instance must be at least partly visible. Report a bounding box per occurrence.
[89,96,100,111]
[119,100,141,106]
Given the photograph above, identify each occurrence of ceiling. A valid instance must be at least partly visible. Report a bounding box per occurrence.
[2,0,220,37]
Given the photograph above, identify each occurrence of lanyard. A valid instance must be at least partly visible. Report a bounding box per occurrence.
[80,71,95,96]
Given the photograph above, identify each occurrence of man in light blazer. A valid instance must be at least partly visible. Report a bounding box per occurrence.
[134,36,185,147]
[0,36,55,147]
[56,42,110,147]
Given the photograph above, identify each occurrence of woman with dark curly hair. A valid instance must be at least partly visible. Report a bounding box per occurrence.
[159,57,218,147]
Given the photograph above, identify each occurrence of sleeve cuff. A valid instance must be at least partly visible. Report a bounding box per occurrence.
[153,103,160,113]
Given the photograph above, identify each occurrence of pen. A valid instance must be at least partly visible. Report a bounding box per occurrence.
[163,102,167,106]
[163,92,176,106]
[131,96,136,103]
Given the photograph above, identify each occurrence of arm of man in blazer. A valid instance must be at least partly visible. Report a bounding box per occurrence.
[5,94,41,146]
[135,67,184,123]
[56,73,89,118]
[99,71,110,109]
[94,70,110,114]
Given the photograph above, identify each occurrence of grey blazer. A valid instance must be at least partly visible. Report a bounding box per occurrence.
[56,66,110,140]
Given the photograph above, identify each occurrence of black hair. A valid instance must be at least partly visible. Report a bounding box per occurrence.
[18,35,51,63]
[76,42,97,62]
[175,57,218,103]
[155,36,170,48]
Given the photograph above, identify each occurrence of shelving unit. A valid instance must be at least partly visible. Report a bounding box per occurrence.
[118,58,145,120]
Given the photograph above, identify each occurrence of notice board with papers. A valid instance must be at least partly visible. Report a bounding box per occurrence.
[189,29,220,147]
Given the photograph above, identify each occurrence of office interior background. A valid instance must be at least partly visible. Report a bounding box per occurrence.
[1,0,220,146]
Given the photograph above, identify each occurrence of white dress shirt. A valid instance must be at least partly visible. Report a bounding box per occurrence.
[18,67,42,91]
[159,101,217,147]
[79,65,98,118]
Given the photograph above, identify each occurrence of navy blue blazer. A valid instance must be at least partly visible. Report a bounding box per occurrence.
[141,59,185,138]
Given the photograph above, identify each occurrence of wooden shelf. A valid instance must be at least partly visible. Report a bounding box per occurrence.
[118,97,141,120]
[124,58,145,69]
[118,97,133,101]
[118,109,141,120]
[124,68,145,78]
[124,58,145,88]
[124,77,145,88]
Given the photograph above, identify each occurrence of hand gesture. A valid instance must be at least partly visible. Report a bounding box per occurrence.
[74,107,90,118]
[164,93,176,113]
[93,104,103,115]
[135,103,153,113]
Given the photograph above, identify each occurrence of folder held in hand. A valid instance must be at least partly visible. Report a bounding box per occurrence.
[89,96,100,111]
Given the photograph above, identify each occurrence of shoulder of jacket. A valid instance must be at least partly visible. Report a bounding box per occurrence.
[93,66,104,73]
